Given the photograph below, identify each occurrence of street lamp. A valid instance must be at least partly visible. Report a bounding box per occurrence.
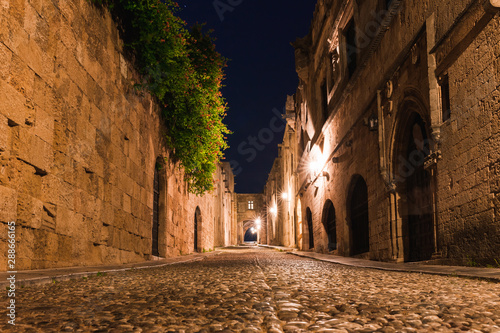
[281,192,288,200]
[309,160,321,177]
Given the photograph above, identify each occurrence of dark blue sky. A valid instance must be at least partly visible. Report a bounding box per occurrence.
[176,0,316,193]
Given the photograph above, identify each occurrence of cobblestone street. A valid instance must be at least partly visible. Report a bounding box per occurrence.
[2,248,500,332]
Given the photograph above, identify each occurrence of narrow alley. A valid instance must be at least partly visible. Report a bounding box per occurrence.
[1,247,499,332]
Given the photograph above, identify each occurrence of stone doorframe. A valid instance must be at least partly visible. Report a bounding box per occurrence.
[387,94,439,262]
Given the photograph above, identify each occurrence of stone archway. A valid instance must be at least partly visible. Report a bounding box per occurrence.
[393,111,435,262]
[244,228,258,242]
[296,199,303,249]
[242,219,260,243]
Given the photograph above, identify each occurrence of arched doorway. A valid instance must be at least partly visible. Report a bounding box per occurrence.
[400,112,434,261]
[151,158,162,257]
[348,176,369,255]
[306,207,314,250]
[322,200,337,251]
[242,220,259,243]
[194,207,201,252]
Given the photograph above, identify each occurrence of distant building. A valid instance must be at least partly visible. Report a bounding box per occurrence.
[265,0,500,265]
[236,194,265,244]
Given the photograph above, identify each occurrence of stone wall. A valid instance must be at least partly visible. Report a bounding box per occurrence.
[0,0,234,271]
[213,162,236,248]
[264,119,297,248]
[433,1,500,263]
[264,158,281,246]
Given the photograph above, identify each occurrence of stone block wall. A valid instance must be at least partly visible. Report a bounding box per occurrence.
[0,0,234,271]
[436,9,500,263]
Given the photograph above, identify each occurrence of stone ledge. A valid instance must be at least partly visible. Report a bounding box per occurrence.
[0,251,222,288]
[289,251,500,282]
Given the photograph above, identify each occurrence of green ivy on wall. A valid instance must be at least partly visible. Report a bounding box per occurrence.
[91,0,230,195]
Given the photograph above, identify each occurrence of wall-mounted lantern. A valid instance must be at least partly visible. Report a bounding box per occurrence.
[309,159,322,179]
[368,113,378,132]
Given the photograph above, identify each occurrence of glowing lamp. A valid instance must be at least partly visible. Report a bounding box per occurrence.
[309,160,322,178]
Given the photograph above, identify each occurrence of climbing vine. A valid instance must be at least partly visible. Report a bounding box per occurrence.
[91,0,230,195]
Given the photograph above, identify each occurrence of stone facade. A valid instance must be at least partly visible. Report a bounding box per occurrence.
[213,162,237,248]
[236,193,264,244]
[0,0,235,271]
[265,0,500,264]
[264,104,298,247]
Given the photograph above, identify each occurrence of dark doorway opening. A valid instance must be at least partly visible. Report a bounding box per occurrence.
[244,228,258,242]
[322,200,337,251]
[404,113,434,261]
[151,161,160,257]
[194,207,201,252]
[306,207,314,250]
[349,176,369,255]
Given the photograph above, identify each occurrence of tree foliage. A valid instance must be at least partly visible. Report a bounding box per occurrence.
[91,0,230,194]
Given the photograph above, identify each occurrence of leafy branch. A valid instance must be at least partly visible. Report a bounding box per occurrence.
[91,0,230,194]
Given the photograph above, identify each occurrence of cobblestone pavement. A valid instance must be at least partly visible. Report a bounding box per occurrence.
[1,248,500,332]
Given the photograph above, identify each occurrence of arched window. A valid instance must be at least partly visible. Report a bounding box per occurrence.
[322,200,337,251]
[306,207,314,250]
[348,176,369,255]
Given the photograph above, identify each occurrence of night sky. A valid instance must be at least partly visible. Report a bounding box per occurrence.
[176,0,317,193]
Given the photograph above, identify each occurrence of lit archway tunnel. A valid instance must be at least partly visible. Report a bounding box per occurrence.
[242,219,260,243]
[244,228,258,242]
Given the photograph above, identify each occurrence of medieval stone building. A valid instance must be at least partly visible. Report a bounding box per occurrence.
[264,100,298,248]
[236,193,265,244]
[0,0,236,271]
[265,0,500,264]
